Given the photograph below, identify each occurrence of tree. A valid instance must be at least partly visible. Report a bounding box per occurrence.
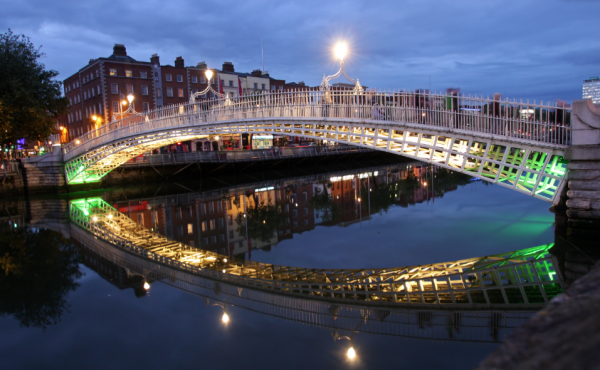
[0,29,68,154]
[0,228,82,329]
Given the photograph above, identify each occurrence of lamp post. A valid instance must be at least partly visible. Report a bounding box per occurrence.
[189,69,224,103]
[92,115,103,130]
[113,93,137,121]
[320,42,363,93]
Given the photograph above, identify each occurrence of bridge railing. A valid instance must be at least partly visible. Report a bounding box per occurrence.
[63,89,571,155]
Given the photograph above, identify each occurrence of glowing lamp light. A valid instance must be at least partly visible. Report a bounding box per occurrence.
[423,182,427,186]
[334,42,348,60]
[205,69,213,81]
[127,94,134,104]
[358,198,361,202]
[263,220,266,224]
[222,269,226,273]
[59,126,64,130]
[108,214,113,219]
[177,142,182,145]
[75,139,81,145]
[222,313,229,323]
[215,136,219,140]
[92,116,97,121]
[223,258,228,263]
[121,100,127,106]
[143,282,150,290]
[92,216,98,222]
[347,347,356,360]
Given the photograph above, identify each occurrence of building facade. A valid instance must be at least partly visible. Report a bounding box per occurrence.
[583,76,600,104]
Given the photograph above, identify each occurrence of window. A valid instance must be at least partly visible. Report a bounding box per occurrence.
[210,236,216,244]
[201,77,206,84]
[97,85,101,95]
[112,101,119,113]
[177,75,183,82]
[177,225,183,237]
[137,214,143,225]
[111,83,118,94]
[228,215,233,225]
[210,78,216,84]
[229,80,233,87]
[125,70,132,77]
[209,202,214,214]
[293,221,298,228]
[262,84,266,90]
[140,71,147,78]
[200,203,206,215]
[176,207,182,220]
[285,204,289,212]
[227,198,233,210]
[254,83,258,89]
[99,103,102,114]
[217,201,223,212]
[303,207,308,216]
[126,84,133,94]
[166,87,173,97]
[219,234,225,243]
[96,70,99,78]
[142,102,149,112]
[271,85,275,91]
[189,240,194,247]
[292,209,298,217]
[278,230,283,236]
[218,218,224,229]
[186,205,193,217]
[140,85,148,95]
[157,88,162,98]
[229,230,234,238]
[209,219,215,230]
[203,237,208,246]
[83,91,87,100]
[304,219,309,226]
[202,221,207,232]
[178,88,184,98]
[192,76,198,83]
[303,192,308,202]
[187,223,193,234]
[91,88,95,97]
[279,86,283,91]
[166,74,172,82]
[109,68,117,76]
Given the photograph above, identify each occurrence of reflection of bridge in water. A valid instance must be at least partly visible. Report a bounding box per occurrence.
[73,225,545,344]
[70,195,564,313]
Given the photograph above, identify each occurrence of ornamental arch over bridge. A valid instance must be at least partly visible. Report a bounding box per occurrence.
[62,89,569,203]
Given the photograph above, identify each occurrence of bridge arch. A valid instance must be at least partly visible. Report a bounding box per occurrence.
[63,90,569,203]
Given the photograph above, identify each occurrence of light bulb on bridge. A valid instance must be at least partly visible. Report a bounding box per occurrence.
[143,282,150,290]
[92,116,97,121]
[205,69,213,82]
[127,94,134,104]
[222,313,229,323]
[347,347,356,360]
[334,42,348,61]
[121,100,127,106]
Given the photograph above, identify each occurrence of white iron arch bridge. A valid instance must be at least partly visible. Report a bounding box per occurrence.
[63,89,570,203]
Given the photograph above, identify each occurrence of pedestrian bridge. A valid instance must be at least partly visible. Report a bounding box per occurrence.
[70,197,564,311]
[63,90,569,203]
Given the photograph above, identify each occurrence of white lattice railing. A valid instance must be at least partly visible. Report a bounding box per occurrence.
[63,89,572,157]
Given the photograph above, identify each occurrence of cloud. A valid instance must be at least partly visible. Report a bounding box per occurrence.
[1,0,599,102]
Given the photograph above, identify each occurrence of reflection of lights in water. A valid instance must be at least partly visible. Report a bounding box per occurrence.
[92,216,98,222]
[222,269,226,273]
[143,282,150,290]
[347,347,356,360]
[205,256,216,261]
[263,220,266,224]
[108,214,113,219]
[222,313,229,323]
[223,258,228,263]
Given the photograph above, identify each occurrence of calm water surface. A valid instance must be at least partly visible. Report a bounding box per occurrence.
[0,162,555,370]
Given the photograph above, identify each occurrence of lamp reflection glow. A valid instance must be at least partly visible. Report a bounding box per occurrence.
[347,347,356,360]
[335,42,348,60]
[222,313,229,324]
[205,69,213,81]
[127,94,134,104]
[143,282,150,290]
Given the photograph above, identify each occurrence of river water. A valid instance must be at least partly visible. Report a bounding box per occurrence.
[0,160,556,369]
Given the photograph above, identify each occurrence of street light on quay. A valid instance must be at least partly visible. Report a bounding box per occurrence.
[320,42,363,92]
[189,69,224,102]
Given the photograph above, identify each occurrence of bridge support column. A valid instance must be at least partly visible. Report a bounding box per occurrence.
[20,148,67,193]
[551,100,600,286]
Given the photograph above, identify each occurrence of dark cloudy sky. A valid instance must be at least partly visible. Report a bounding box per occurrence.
[2,0,599,102]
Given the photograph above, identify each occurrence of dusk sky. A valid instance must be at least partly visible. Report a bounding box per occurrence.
[3,0,599,103]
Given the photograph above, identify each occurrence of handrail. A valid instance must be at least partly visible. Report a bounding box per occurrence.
[63,89,573,156]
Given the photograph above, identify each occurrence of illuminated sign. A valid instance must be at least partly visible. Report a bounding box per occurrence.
[255,186,275,192]
[253,135,273,140]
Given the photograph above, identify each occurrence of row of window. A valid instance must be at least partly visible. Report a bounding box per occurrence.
[81,85,101,102]
[111,101,149,113]
[110,83,149,96]
[109,68,149,79]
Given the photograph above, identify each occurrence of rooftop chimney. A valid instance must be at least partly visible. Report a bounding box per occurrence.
[113,44,127,57]
[150,54,160,66]
[197,61,207,69]
[298,81,305,86]
[175,56,184,68]
[222,61,234,73]
[251,69,262,77]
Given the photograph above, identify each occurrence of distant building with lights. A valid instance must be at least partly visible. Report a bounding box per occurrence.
[583,76,600,104]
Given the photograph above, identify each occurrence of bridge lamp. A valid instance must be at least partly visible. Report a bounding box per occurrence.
[347,347,356,360]
[423,181,427,186]
[205,69,213,82]
[127,94,134,104]
[108,214,113,219]
[358,197,361,202]
[92,216,98,222]
[143,282,150,290]
[223,258,228,263]
[334,42,348,61]
[59,126,64,131]
[121,100,127,106]
[75,139,81,145]
[222,312,229,324]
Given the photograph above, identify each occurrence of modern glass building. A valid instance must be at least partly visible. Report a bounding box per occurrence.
[583,76,600,104]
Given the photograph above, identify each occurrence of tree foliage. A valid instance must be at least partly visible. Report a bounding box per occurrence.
[0,228,82,329]
[235,197,283,243]
[0,29,68,145]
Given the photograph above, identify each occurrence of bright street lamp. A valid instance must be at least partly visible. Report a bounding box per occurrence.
[321,42,362,92]
[347,347,356,360]
[127,94,134,104]
[334,42,347,61]
[189,69,224,102]
[205,69,213,82]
